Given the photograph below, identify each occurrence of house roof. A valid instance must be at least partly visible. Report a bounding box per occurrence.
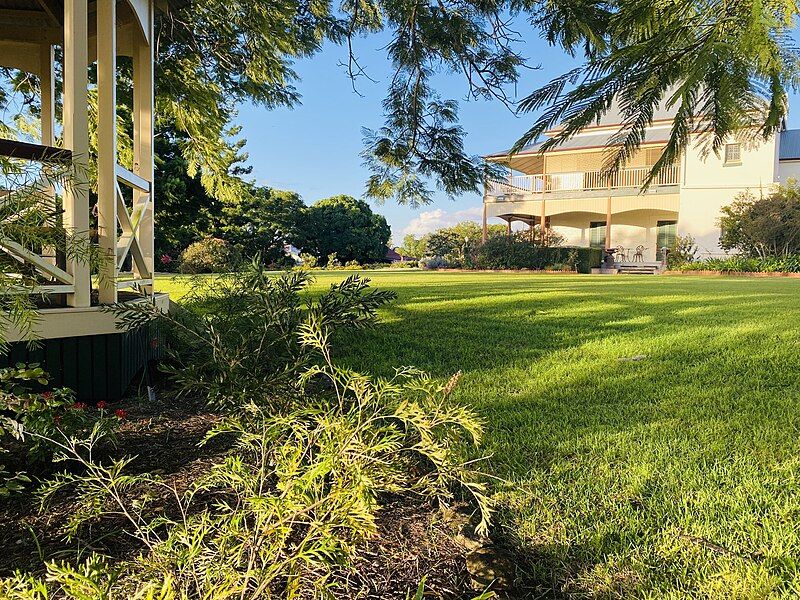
[486,128,673,159]
[779,129,800,161]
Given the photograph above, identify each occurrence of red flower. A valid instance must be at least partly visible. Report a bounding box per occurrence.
[160,254,172,265]
[115,409,127,420]
[96,401,108,410]
[41,391,54,400]
[150,337,159,349]
[71,402,87,410]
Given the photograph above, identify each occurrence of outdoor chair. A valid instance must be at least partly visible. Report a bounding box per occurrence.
[633,245,647,262]
[615,246,628,262]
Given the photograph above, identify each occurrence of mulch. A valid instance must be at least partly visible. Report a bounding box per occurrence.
[0,398,484,599]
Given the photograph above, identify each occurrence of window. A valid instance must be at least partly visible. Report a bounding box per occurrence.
[724,143,741,165]
[656,220,677,260]
[590,221,607,249]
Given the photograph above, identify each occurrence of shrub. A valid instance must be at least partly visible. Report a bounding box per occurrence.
[387,260,418,269]
[179,237,240,274]
[7,316,490,599]
[473,237,603,273]
[667,234,698,269]
[115,261,396,411]
[678,254,800,273]
[719,182,800,258]
[0,364,118,495]
[419,255,451,270]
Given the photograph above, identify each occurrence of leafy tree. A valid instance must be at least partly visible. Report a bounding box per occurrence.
[3,0,797,207]
[215,187,307,265]
[399,234,427,260]
[154,126,222,266]
[404,221,506,262]
[719,183,800,258]
[302,196,390,265]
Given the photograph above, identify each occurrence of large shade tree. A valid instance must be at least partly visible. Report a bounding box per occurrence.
[302,195,391,264]
[215,187,308,265]
[1,0,798,204]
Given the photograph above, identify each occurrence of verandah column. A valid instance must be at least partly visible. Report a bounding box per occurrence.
[39,45,54,146]
[40,44,57,267]
[62,0,91,307]
[605,195,612,249]
[133,8,155,293]
[482,201,488,243]
[540,196,547,245]
[96,0,118,304]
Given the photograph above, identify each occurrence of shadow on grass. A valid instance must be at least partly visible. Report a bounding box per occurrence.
[332,274,800,596]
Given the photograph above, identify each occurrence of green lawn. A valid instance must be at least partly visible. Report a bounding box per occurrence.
[157,271,800,598]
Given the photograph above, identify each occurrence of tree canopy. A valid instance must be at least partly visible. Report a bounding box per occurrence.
[719,183,800,258]
[302,195,391,265]
[2,0,797,205]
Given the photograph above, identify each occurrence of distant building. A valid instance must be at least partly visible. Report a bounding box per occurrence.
[385,247,416,263]
[484,98,800,261]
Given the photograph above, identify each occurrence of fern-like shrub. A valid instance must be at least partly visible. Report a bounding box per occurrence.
[116,261,397,410]
[2,317,490,599]
[677,254,800,273]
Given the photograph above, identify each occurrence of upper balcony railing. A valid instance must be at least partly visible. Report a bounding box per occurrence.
[486,164,680,197]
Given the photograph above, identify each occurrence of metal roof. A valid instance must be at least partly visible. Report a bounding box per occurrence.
[779,129,800,161]
[486,128,672,159]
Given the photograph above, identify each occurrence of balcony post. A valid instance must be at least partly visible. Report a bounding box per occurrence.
[133,9,156,293]
[540,197,547,246]
[39,45,54,146]
[97,0,118,304]
[605,195,612,249]
[482,203,488,243]
[62,0,91,308]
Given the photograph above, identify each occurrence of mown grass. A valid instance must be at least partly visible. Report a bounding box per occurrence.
[156,271,800,598]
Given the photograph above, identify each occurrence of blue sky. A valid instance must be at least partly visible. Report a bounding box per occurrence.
[234,27,800,245]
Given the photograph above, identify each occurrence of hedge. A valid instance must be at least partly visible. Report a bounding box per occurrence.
[473,238,603,273]
[678,255,800,273]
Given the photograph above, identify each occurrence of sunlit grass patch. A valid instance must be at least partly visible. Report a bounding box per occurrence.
[158,270,800,596]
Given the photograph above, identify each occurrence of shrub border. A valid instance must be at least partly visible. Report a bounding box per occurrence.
[664,270,800,278]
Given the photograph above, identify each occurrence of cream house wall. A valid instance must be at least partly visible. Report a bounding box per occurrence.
[678,135,779,256]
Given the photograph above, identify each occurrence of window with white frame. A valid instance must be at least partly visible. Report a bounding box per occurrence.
[724,143,741,165]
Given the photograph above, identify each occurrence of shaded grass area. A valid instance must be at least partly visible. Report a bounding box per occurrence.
[157,271,800,598]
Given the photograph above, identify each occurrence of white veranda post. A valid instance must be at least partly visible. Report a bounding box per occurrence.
[0,0,157,308]
[97,0,156,303]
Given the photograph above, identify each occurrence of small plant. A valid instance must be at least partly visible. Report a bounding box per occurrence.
[299,252,318,268]
[179,237,241,274]
[0,364,118,496]
[667,234,699,268]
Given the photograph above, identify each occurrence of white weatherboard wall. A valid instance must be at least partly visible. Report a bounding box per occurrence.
[678,135,779,256]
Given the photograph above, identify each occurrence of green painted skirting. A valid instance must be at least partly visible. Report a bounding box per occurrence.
[0,326,162,402]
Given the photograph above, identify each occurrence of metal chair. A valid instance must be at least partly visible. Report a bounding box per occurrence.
[633,245,646,262]
[615,246,627,262]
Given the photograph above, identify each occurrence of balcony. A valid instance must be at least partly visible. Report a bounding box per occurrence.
[486,164,680,199]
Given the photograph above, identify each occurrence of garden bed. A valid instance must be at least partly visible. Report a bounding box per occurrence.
[0,396,485,599]
[664,269,800,277]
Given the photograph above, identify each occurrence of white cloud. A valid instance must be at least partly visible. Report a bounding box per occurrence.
[402,206,484,237]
